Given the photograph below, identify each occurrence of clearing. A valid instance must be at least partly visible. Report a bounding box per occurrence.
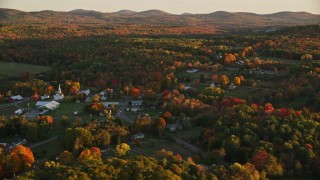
[0,61,51,78]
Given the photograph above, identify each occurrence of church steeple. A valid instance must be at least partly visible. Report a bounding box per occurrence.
[58,84,62,94]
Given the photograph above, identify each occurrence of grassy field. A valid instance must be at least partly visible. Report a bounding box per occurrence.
[50,102,89,116]
[32,140,63,160]
[0,61,51,77]
[173,127,202,140]
[260,56,301,66]
[131,133,195,158]
[225,86,270,99]
[0,106,17,116]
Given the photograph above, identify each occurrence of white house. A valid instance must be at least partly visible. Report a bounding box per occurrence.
[130,100,143,106]
[102,102,120,108]
[41,94,50,100]
[131,133,145,140]
[211,82,220,88]
[9,95,23,102]
[15,109,23,115]
[79,89,90,96]
[228,83,236,90]
[166,124,178,132]
[100,91,106,96]
[186,69,199,73]
[184,86,191,90]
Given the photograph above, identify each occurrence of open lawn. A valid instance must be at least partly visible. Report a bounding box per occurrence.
[131,134,195,158]
[50,102,89,116]
[0,106,17,116]
[275,97,308,109]
[0,61,51,77]
[172,127,202,140]
[225,86,270,100]
[32,140,63,160]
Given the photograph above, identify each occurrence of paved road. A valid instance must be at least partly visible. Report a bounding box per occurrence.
[174,137,207,157]
[116,96,134,124]
[29,136,58,149]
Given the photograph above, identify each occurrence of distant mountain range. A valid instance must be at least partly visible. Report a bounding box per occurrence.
[1,8,319,29]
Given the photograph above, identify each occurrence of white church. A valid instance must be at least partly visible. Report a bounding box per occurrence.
[53,84,64,101]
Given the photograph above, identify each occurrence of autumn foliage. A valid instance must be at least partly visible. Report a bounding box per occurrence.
[37,115,53,125]
[251,150,269,170]
[10,145,35,173]
[130,87,141,99]
[79,147,102,161]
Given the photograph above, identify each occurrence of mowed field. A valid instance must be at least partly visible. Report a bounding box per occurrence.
[0,61,51,77]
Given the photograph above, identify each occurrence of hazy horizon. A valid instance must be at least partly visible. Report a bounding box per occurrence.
[1,0,319,14]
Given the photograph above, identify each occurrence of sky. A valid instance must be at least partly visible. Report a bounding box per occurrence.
[1,0,319,14]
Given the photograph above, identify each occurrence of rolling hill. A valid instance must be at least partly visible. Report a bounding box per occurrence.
[0,8,319,29]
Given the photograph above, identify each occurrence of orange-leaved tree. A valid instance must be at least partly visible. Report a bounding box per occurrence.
[10,145,35,173]
[38,115,53,125]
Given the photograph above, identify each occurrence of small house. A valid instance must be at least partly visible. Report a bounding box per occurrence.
[131,133,145,140]
[210,82,220,88]
[186,69,199,73]
[130,100,143,107]
[41,94,50,100]
[15,109,23,115]
[102,102,120,108]
[79,89,90,96]
[228,83,236,90]
[166,124,178,132]
[184,86,191,90]
[138,113,149,118]
[100,91,106,96]
[9,95,23,102]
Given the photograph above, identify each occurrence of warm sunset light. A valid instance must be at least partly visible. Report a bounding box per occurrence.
[1,0,319,14]
[0,0,319,179]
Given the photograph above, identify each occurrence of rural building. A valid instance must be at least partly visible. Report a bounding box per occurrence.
[41,94,50,100]
[15,109,24,115]
[210,82,220,88]
[79,89,90,96]
[130,100,143,106]
[138,113,149,118]
[228,83,236,90]
[36,101,60,111]
[131,133,145,140]
[102,102,120,108]
[9,95,23,102]
[184,86,191,90]
[186,69,199,73]
[166,124,179,132]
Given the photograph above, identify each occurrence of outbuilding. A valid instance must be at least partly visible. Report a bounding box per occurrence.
[36,101,60,111]
[9,95,23,102]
